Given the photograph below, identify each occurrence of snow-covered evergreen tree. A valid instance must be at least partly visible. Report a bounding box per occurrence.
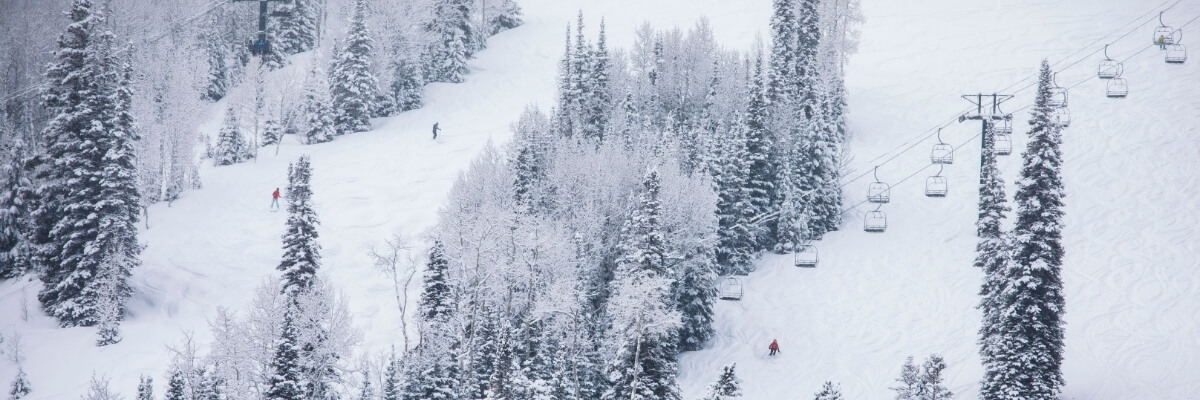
[213,108,251,165]
[768,0,798,104]
[265,307,305,400]
[164,367,185,400]
[204,29,230,102]
[420,241,453,321]
[919,354,952,400]
[983,59,1067,400]
[301,64,336,144]
[330,0,379,135]
[135,375,152,400]
[388,37,425,113]
[279,155,321,295]
[675,248,716,352]
[261,119,284,147]
[702,364,741,400]
[94,255,125,346]
[602,168,683,400]
[583,19,611,143]
[35,1,141,326]
[488,0,523,35]
[712,115,757,274]
[0,140,33,279]
[8,368,30,399]
[356,364,373,400]
[744,50,775,250]
[891,356,921,400]
[975,121,1012,400]
[277,0,318,55]
[813,381,843,400]
[381,350,400,400]
[424,0,474,83]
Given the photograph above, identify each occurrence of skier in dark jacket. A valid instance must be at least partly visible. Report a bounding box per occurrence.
[432,122,440,139]
[768,339,780,356]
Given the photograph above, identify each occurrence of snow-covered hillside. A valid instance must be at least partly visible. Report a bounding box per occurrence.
[2,0,1198,399]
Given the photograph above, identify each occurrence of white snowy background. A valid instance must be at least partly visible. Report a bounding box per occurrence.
[2,0,1198,398]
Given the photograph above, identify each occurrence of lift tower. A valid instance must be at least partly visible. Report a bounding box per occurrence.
[958,94,1014,183]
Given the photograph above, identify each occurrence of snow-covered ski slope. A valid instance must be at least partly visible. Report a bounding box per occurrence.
[678,0,1200,399]
[1,0,1198,398]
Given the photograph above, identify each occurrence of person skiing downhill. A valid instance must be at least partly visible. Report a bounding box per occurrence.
[271,188,281,211]
[768,339,780,356]
[432,122,440,139]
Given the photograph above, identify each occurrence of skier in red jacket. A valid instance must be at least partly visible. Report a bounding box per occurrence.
[271,188,281,211]
[768,339,780,356]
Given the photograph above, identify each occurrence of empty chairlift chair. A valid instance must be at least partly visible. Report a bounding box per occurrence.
[1048,73,1068,108]
[930,128,954,164]
[925,165,948,197]
[1107,77,1129,98]
[1054,107,1071,127]
[995,119,1013,136]
[718,277,744,300]
[1098,44,1124,79]
[1165,30,1187,64]
[867,166,891,203]
[994,133,1013,156]
[863,207,887,233]
[794,244,818,267]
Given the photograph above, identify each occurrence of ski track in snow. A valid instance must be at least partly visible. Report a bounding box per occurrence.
[1,0,1198,399]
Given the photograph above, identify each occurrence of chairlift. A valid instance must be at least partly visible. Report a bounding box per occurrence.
[867,166,890,203]
[994,133,1012,156]
[995,119,1013,136]
[1048,72,1068,108]
[718,277,744,300]
[863,206,887,233]
[1166,44,1187,63]
[1154,12,1177,46]
[1054,107,1071,127]
[794,244,818,267]
[930,128,954,164]
[925,165,948,197]
[1106,78,1128,98]
[1098,44,1124,79]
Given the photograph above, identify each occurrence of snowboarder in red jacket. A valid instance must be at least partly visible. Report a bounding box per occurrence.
[271,188,281,210]
[768,339,780,356]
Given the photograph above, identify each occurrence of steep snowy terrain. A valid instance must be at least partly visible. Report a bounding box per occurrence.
[2,0,1198,399]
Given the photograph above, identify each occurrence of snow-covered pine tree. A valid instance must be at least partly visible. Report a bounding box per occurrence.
[389,36,425,113]
[381,349,400,400]
[424,0,474,83]
[975,120,1013,400]
[265,307,305,400]
[94,254,124,346]
[583,18,611,143]
[488,0,523,36]
[35,2,141,326]
[602,168,683,400]
[891,356,921,400]
[570,13,594,142]
[301,64,336,144]
[675,248,716,352]
[919,354,952,400]
[986,59,1067,400]
[279,155,321,295]
[554,24,577,138]
[277,0,318,55]
[330,0,379,135]
[164,367,185,400]
[712,114,757,275]
[793,0,842,236]
[203,29,230,102]
[420,241,453,321]
[261,119,284,147]
[768,0,798,104]
[214,108,250,165]
[813,381,843,400]
[744,49,776,250]
[8,367,30,399]
[135,375,152,400]
[356,363,373,400]
[0,140,32,279]
[702,364,741,400]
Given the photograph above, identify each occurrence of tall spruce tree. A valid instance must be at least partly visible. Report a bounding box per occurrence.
[279,155,321,295]
[381,349,400,400]
[768,0,798,104]
[702,364,742,400]
[424,0,474,83]
[203,29,230,101]
[744,50,775,250]
[919,354,953,400]
[675,251,716,352]
[214,108,250,165]
[277,0,318,55]
[583,18,611,142]
[420,241,452,321]
[35,1,141,326]
[389,37,425,113]
[891,356,921,400]
[301,64,336,144]
[164,367,185,400]
[975,120,1013,400]
[265,307,305,400]
[986,59,1068,400]
[135,375,153,400]
[330,0,379,135]
[0,138,33,279]
[712,115,758,274]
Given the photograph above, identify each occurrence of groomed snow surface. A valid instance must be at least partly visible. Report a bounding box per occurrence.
[2,0,1198,399]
